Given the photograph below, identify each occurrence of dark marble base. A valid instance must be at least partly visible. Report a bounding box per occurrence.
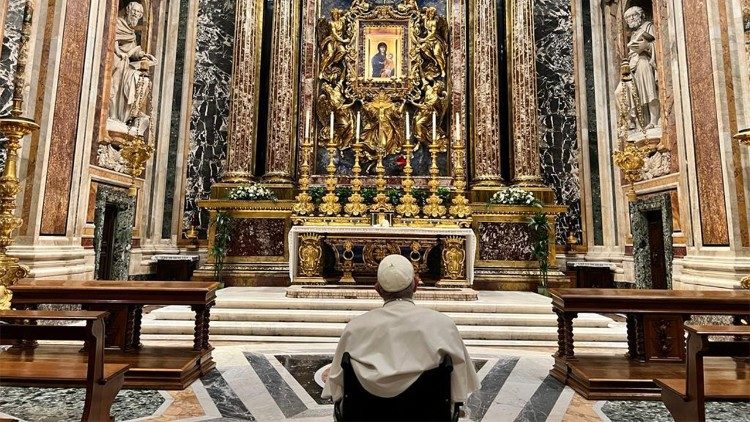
[600,399,750,422]
[0,387,164,421]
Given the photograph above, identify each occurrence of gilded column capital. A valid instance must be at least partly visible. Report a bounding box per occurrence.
[223,0,265,183]
[509,0,545,188]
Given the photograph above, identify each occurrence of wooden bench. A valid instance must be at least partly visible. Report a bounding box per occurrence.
[6,280,218,389]
[655,325,750,422]
[0,310,130,421]
[549,288,750,400]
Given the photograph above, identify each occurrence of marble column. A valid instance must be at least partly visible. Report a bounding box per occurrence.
[510,0,544,187]
[222,0,264,182]
[263,0,301,189]
[469,0,504,190]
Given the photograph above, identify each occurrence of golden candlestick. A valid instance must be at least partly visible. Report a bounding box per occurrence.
[120,133,154,197]
[370,147,393,213]
[448,119,471,219]
[736,128,750,147]
[396,136,420,218]
[422,132,446,218]
[293,135,316,216]
[344,141,368,216]
[319,132,341,216]
[0,0,37,310]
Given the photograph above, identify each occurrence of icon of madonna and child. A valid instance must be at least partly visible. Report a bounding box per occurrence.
[365,26,402,80]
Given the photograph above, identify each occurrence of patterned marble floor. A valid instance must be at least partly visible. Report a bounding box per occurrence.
[1,344,748,421]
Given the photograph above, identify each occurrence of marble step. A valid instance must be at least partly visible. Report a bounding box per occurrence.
[213,298,554,314]
[147,306,614,328]
[141,319,626,342]
[139,333,628,349]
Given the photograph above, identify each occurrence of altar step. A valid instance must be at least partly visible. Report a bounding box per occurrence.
[141,287,628,347]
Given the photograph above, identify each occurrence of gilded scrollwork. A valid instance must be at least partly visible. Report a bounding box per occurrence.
[315,0,450,172]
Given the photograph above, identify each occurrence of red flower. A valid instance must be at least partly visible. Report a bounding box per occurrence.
[395,154,406,168]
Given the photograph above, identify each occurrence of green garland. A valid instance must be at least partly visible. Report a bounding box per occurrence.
[210,211,233,287]
[528,212,550,292]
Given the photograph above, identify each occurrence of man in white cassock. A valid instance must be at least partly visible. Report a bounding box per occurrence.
[322,254,480,405]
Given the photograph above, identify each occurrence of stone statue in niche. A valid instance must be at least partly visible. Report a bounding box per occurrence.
[107,1,156,137]
[621,6,660,131]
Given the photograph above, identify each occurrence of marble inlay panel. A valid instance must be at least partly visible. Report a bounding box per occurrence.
[466,357,519,421]
[534,0,581,244]
[629,193,673,289]
[226,218,286,257]
[478,222,534,261]
[0,0,26,172]
[0,387,164,421]
[183,0,235,233]
[653,0,679,173]
[40,0,92,235]
[600,400,750,422]
[682,0,730,246]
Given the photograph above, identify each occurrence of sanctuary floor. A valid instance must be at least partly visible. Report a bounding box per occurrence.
[1,343,748,421]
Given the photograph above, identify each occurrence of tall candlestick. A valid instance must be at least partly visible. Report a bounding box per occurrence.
[356,111,361,140]
[406,112,411,139]
[432,111,437,141]
[455,112,460,140]
[330,111,335,141]
[305,110,311,139]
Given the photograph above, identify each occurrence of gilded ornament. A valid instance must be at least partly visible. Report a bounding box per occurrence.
[119,133,155,196]
[344,141,369,216]
[741,275,750,290]
[293,136,316,216]
[441,236,465,280]
[396,137,421,217]
[735,127,750,146]
[298,235,323,277]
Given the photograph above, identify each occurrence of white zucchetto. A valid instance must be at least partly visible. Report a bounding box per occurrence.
[377,254,414,292]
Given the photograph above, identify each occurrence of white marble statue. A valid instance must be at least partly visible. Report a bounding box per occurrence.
[107,1,156,136]
[624,6,660,130]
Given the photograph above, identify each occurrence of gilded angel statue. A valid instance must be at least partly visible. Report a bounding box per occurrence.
[317,9,351,82]
[318,81,355,149]
[397,0,419,13]
[416,7,448,80]
[411,81,448,146]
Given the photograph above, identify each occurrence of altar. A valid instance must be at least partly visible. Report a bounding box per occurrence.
[288,226,476,287]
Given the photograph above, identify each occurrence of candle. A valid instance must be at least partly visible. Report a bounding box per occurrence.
[356,111,361,140]
[432,111,437,141]
[406,112,411,139]
[305,110,311,139]
[455,112,460,140]
[329,111,334,142]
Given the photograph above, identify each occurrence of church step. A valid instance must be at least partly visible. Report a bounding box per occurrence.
[213,298,554,314]
[140,319,626,342]
[147,306,614,328]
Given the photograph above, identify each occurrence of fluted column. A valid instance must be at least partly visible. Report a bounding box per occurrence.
[263,0,301,189]
[509,0,544,187]
[223,0,265,182]
[469,0,504,191]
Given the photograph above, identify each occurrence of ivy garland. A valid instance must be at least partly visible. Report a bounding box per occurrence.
[528,212,550,293]
[210,211,233,287]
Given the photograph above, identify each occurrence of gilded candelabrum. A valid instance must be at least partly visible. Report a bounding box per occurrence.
[422,133,446,218]
[395,136,420,218]
[120,133,155,197]
[448,121,471,219]
[741,275,750,290]
[319,134,341,216]
[0,0,38,309]
[293,135,316,216]
[370,147,393,213]
[344,141,368,216]
[613,143,647,202]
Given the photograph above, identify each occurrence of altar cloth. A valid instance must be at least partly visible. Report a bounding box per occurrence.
[288,226,476,284]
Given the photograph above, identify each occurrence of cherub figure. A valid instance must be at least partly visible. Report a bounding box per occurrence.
[417,7,448,79]
[318,9,351,81]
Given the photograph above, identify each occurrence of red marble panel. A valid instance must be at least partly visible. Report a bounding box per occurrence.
[478,222,534,262]
[682,0,730,246]
[40,0,92,235]
[227,218,286,257]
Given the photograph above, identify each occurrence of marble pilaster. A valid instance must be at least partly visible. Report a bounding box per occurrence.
[184,0,234,232]
[223,0,265,182]
[509,0,543,187]
[449,0,468,165]
[263,0,301,187]
[0,0,25,172]
[469,0,504,188]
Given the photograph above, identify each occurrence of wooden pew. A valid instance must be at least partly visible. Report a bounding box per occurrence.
[0,310,130,421]
[7,279,218,389]
[549,288,750,400]
[655,325,750,422]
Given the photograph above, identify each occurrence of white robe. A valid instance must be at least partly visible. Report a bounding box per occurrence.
[322,300,480,403]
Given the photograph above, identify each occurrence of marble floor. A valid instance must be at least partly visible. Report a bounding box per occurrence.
[1,343,748,421]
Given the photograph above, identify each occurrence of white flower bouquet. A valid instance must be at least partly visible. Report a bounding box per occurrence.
[228,183,277,201]
[489,187,541,207]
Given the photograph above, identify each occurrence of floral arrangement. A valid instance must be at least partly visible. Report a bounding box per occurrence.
[228,183,277,201]
[489,187,541,207]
